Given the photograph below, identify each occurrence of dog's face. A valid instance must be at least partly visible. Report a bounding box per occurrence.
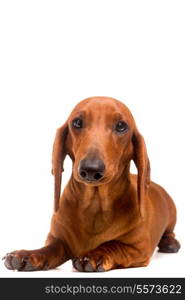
[66,97,135,185]
[52,97,150,216]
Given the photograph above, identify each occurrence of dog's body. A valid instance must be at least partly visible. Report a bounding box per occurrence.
[4,97,180,272]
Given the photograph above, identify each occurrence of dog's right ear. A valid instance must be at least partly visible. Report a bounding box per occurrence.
[52,122,68,212]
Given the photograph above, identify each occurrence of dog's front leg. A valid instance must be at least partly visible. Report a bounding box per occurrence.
[72,240,149,272]
[3,235,69,271]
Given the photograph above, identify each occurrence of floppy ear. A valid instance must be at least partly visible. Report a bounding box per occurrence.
[52,123,68,212]
[132,130,150,218]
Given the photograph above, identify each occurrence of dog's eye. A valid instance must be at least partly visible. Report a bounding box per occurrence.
[72,118,83,129]
[115,121,128,133]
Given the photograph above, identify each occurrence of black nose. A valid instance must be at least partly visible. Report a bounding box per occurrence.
[79,159,105,182]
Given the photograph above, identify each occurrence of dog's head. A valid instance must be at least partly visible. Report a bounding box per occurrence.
[52,97,150,217]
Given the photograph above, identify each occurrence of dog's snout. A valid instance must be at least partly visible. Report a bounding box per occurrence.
[79,159,105,182]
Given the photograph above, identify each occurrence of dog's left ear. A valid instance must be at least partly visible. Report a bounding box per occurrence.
[132,130,150,218]
[52,123,68,212]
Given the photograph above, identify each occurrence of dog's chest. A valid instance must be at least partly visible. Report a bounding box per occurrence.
[80,208,114,235]
[77,191,117,234]
[56,191,132,256]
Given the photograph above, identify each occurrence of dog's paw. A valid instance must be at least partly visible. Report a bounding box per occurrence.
[72,250,114,272]
[3,250,48,271]
[158,236,181,253]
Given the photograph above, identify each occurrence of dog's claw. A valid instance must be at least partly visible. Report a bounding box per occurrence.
[97,265,105,272]
[84,261,94,272]
[72,257,84,272]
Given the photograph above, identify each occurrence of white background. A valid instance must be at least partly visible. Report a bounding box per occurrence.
[0,0,184,277]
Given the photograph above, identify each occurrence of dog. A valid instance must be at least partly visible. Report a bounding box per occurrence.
[4,97,180,272]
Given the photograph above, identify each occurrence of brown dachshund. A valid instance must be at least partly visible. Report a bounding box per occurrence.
[4,97,180,272]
